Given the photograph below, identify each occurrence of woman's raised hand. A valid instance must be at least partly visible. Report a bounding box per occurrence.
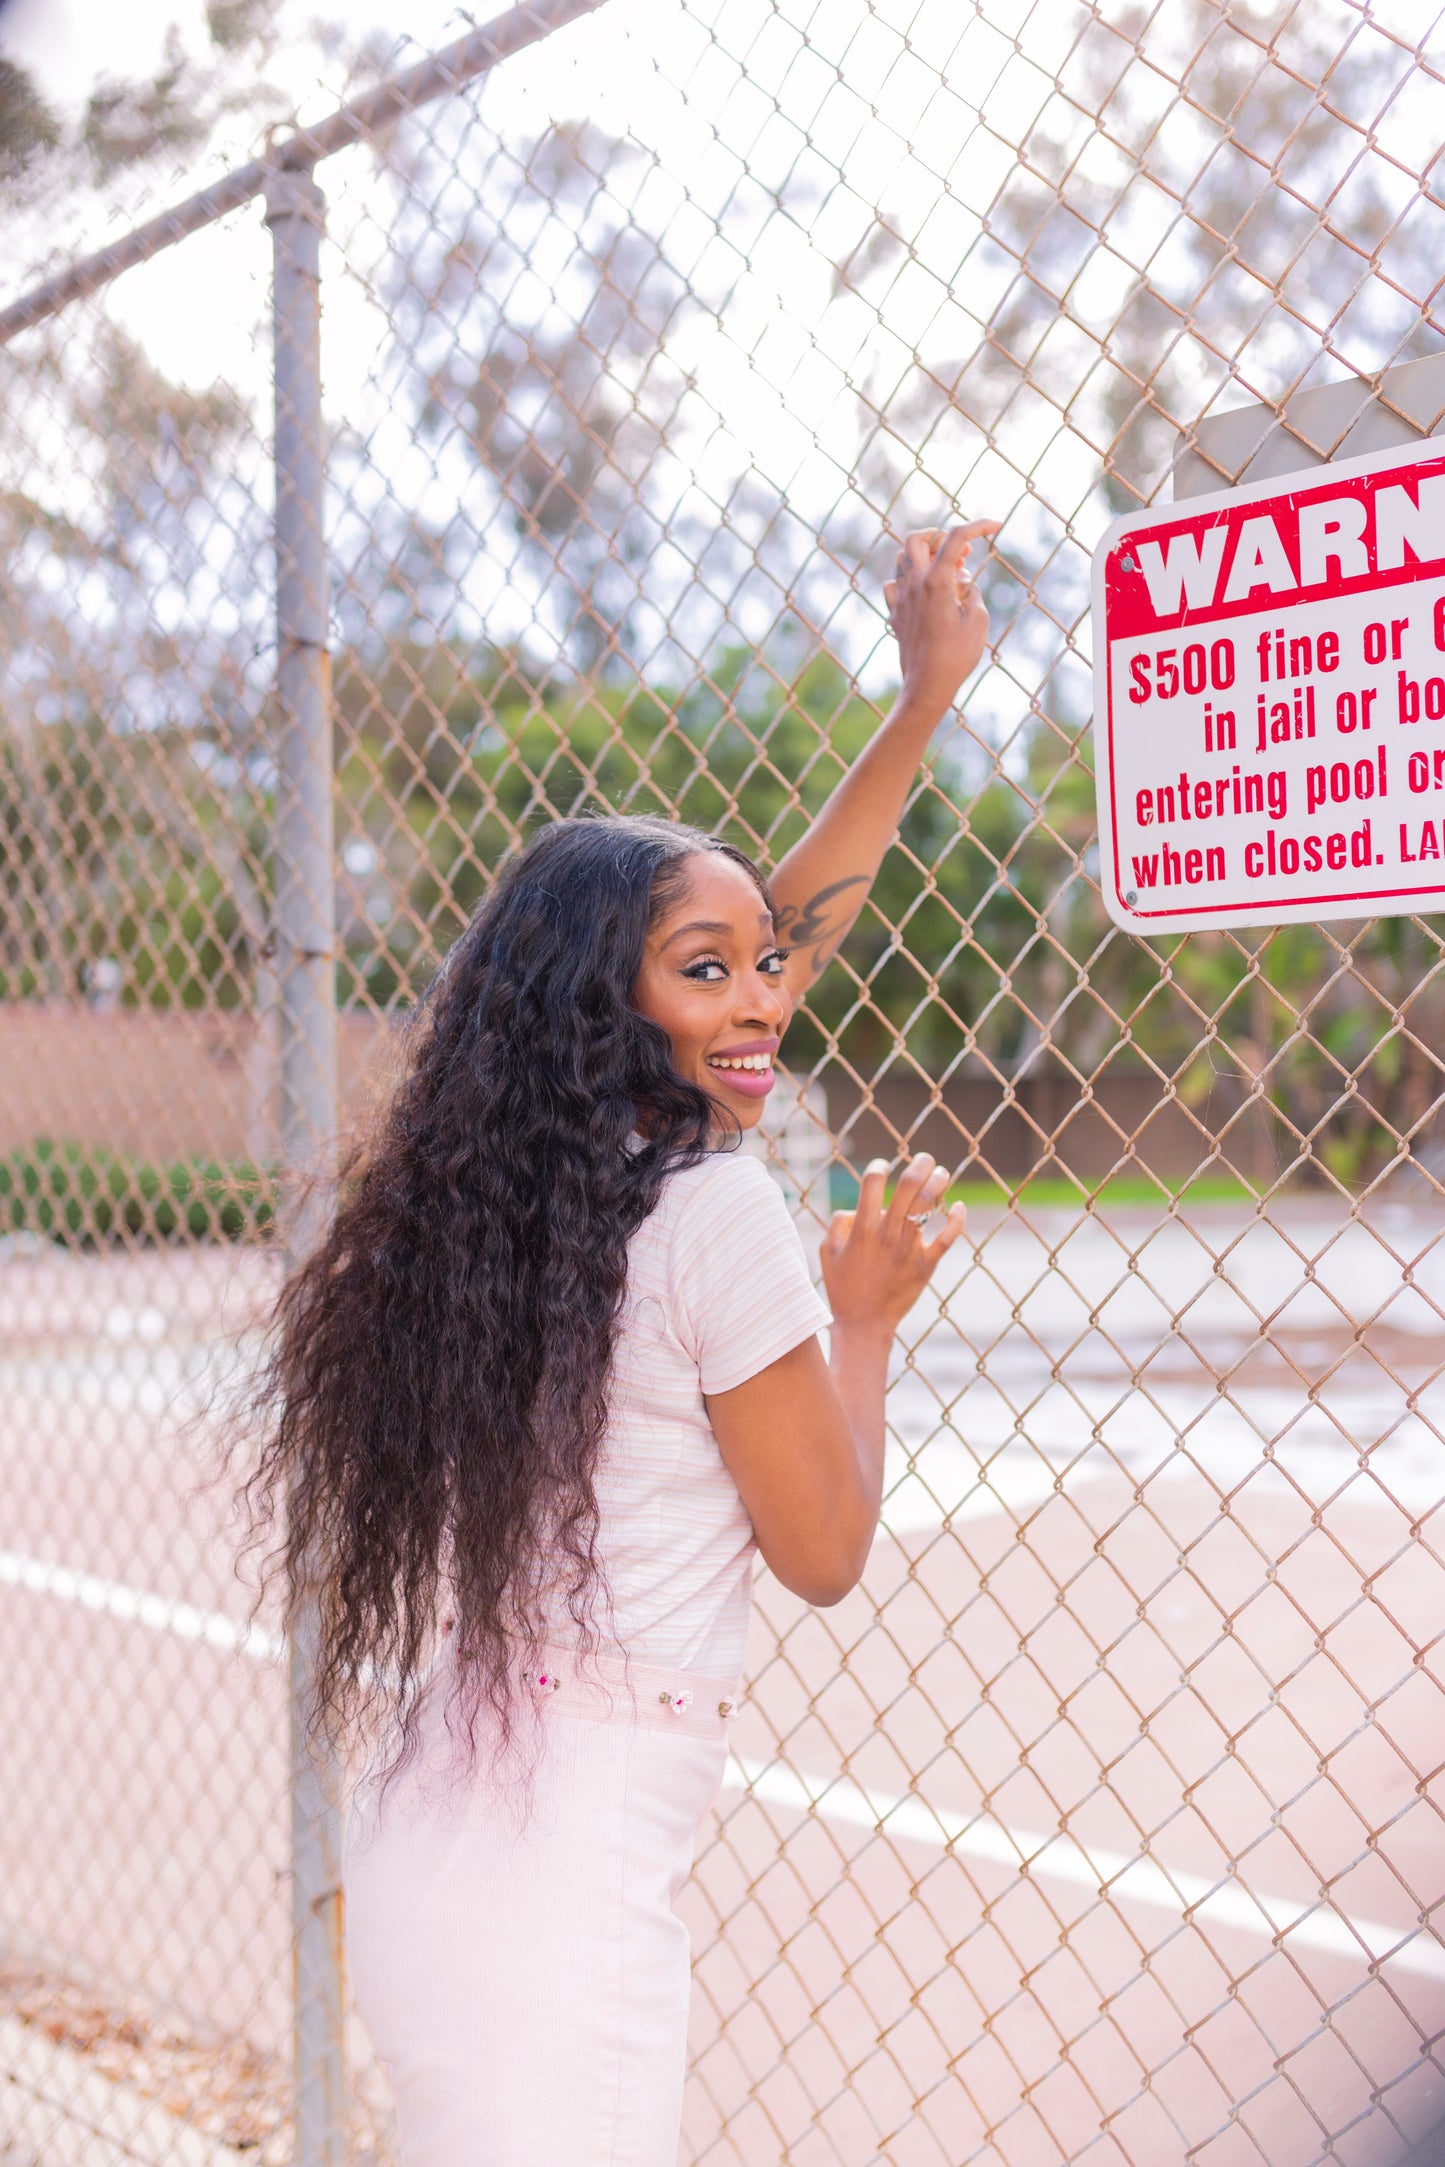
[882,520,998,722]
[821,1154,967,1335]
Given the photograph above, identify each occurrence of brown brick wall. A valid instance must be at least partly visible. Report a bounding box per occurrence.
[0,1006,396,1163]
[0,1005,1281,1184]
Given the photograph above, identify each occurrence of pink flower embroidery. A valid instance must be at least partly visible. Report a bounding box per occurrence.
[668,1690,693,1716]
[534,1670,561,1694]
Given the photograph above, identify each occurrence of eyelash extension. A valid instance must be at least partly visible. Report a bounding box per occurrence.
[681,946,791,980]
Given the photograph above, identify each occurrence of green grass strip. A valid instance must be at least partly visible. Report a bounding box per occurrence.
[0,1138,277,1245]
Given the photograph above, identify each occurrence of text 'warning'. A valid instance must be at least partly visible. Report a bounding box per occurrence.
[1092,435,1445,933]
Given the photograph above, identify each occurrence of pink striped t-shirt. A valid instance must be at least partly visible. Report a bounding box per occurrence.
[563,1147,831,1681]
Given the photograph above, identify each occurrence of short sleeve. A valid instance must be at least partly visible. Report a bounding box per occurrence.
[670,1153,831,1396]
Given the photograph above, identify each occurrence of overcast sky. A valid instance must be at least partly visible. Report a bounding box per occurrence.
[0,0,1165,700]
[0,0,470,102]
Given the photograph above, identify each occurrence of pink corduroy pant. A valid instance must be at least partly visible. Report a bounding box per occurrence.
[344,1645,736,2167]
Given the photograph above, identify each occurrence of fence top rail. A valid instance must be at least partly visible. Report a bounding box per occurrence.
[0,0,610,347]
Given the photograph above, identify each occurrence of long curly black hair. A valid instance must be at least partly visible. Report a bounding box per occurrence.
[241,814,771,1765]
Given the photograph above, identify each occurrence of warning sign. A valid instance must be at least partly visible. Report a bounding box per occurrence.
[1092,434,1445,933]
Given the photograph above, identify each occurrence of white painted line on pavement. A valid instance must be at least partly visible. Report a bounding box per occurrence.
[721,1757,1445,1983]
[7,1548,1439,1984]
[0,1548,282,1663]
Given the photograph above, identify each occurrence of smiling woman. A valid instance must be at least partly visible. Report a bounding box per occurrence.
[632,852,790,1108]
[239,519,994,2167]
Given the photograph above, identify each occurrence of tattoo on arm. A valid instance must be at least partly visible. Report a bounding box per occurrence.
[774,874,869,978]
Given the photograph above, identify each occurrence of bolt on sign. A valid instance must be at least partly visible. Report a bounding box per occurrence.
[1092,436,1445,933]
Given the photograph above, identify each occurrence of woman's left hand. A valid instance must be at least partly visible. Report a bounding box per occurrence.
[820,1153,964,1334]
[883,520,998,721]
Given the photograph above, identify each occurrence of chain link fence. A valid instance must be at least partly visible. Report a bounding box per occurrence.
[2,2,1444,2162]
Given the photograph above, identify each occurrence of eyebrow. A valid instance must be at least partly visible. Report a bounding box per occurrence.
[660,911,775,950]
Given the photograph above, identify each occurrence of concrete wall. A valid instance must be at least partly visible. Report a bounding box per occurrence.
[0,1006,394,1164]
[0,1005,1284,1186]
[828,1070,1282,1188]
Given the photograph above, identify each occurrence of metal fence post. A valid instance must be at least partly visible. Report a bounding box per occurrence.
[265,161,345,2167]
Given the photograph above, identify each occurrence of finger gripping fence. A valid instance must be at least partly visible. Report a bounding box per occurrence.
[1,4,1443,2166]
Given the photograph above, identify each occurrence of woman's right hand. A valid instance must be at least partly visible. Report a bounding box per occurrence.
[821,1154,967,1334]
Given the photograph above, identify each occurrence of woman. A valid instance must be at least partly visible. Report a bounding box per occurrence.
[246,519,995,2166]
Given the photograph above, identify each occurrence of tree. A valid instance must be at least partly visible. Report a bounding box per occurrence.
[5,0,1439,1193]
[0,0,288,209]
[329,108,831,686]
[799,0,1445,1187]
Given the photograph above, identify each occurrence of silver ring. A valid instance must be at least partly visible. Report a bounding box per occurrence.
[906,1210,932,1227]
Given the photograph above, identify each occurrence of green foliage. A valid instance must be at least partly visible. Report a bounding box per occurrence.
[83,32,216,180]
[1,16,1430,1198]
[0,716,256,1008]
[5,625,1432,1190]
[0,0,314,204]
[329,632,1115,1075]
[203,0,283,55]
[0,1139,276,1245]
[385,633,1432,1187]
[0,60,61,184]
